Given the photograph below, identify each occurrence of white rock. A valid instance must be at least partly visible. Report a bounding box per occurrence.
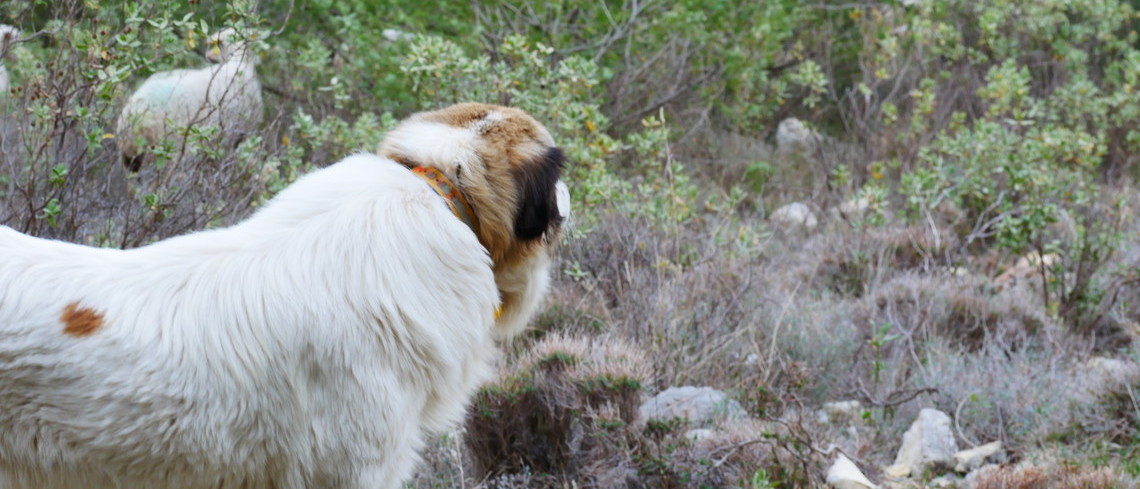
[826,453,877,489]
[776,117,818,154]
[1087,356,1137,379]
[819,400,864,426]
[892,408,958,477]
[638,386,746,428]
[883,464,910,479]
[963,464,1000,488]
[771,202,818,229]
[685,428,716,442]
[824,400,863,422]
[382,28,415,42]
[831,197,870,220]
[953,441,1003,473]
[929,475,959,488]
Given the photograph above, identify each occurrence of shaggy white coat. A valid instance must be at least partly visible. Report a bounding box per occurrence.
[0,152,525,488]
[116,28,263,167]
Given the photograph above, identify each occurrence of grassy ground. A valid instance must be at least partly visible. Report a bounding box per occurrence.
[407,135,1140,488]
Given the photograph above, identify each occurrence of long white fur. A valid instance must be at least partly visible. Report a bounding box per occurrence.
[116,28,263,166]
[380,120,489,179]
[0,153,520,488]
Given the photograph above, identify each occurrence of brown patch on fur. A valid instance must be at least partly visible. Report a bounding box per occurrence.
[61,302,104,337]
[418,102,554,159]
[419,102,492,128]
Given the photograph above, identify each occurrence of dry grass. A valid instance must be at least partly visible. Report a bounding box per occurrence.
[465,334,651,482]
[463,184,1140,487]
[456,332,831,488]
[856,273,1048,351]
[807,225,955,298]
[971,463,1132,489]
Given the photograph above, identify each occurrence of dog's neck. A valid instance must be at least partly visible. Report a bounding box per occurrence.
[410,167,481,237]
[394,157,551,332]
[408,166,509,321]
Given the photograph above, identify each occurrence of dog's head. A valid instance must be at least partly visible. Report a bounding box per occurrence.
[379,103,569,266]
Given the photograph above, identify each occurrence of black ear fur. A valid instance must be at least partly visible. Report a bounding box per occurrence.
[513,147,565,241]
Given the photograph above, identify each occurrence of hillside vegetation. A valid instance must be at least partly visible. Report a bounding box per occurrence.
[4,0,1140,487]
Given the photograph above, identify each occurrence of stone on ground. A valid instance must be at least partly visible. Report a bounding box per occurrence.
[826,453,877,489]
[771,202,818,229]
[890,408,958,477]
[638,386,746,428]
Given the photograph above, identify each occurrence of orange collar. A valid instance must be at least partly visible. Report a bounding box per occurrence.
[411,167,481,236]
[410,167,500,320]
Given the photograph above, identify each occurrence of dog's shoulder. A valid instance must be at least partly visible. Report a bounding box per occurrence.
[245,153,491,263]
[267,153,423,205]
[245,154,419,227]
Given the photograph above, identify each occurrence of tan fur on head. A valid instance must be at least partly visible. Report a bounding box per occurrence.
[378,103,568,338]
[378,103,565,264]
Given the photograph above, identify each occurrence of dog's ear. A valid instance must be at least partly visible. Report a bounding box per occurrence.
[513,147,565,241]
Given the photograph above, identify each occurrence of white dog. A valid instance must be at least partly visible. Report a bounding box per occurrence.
[0,103,568,489]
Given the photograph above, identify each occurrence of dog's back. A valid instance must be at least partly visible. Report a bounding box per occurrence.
[0,154,500,489]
